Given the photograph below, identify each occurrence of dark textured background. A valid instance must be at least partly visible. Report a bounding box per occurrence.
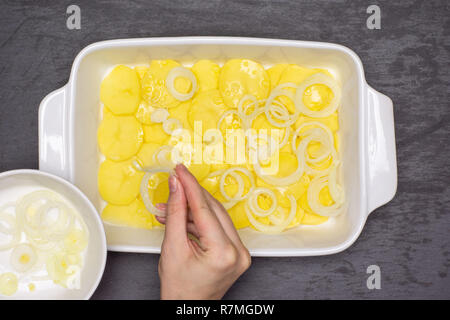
[0,0,449,299]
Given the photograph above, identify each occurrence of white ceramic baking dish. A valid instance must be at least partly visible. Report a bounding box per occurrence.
[38,37,397,257]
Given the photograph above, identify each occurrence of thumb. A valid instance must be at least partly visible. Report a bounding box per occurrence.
[163,174,188,246]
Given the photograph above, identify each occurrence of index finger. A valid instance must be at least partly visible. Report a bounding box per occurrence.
[175,164,229,246]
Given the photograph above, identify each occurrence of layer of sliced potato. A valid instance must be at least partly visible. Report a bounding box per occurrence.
[98,159,144,205]
[98,114,143,161]
[219,59,270,109]
[100,65,141,115]
[98,59,341,230]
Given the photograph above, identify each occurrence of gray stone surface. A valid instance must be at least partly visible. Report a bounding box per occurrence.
[0,0,449,299]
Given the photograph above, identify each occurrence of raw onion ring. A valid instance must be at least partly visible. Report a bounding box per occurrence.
[263,83,299,128]
[253,145,304,186]
[295,73,341,118]
[245,194,296,234]
[0,208,20,251]
[10,243,38,273]
[297,128,336,175]
[140,167,174,217]
[219,167,255,201]
[291,121,334,155]
[150,108,169,123]
[248,187,277,217]
[166,66,198,101]
[306,168,344,217]
[162,118,183,135]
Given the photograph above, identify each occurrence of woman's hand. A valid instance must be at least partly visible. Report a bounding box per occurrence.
[155,164,251,300]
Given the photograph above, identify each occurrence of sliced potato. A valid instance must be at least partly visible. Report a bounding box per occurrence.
[102,199,153,230]
[136,142,164,167]
[141,60,190,108]
[219,59,270,109]
[98,114,143,161]
[142,123,170,144]
[188,90,226,134]
[191,60,220,92]
[100,65,141,115]
[98,159,144,205]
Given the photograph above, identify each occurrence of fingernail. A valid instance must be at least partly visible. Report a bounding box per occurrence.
[155,203,167,210]
[176,163,186,171]
[169,175,177,193]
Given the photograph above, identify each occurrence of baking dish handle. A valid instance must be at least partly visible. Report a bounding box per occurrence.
[366,86,397,214]
[38,86,71,181]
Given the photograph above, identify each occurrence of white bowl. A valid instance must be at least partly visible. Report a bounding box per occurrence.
[0,170,107,299]
[38,37,397,257]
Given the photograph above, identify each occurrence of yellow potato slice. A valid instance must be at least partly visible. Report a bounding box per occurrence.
[98,114,143,161]
[142,123,170,144]
[135,101,155,125]
[228,201,250,229]
[211,192,250,229]
[222,169,253,200]
[141,60,190,108]
[188,90,227,134]
[277,66,334,113]
[267,63,289,90]
[299,193,329,225]
[219,59,270,109]
[98,159,144,205]
[278,64,318,86]
[102,106,114,119]
[102,198,153,229]
[250,110,289,147]
[134,66,149,80]
[153,173,170,204]
[201,172,222,195]
[100,65,141,115]
[191,60,220,92]
[136,142,164,167]
[168,101,191,129]
[210,163,230,172]
[302,83,335,111]
[294,112,339,133]
[188,163,211,182]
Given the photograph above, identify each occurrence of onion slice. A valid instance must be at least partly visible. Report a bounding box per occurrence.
[264,84,299,128]
[219,167,255,201]
[295,73,341,118]
[166,67,198,101]
[292,121,334,155]
[248,187,277,217]
[253,145,304,186]
[162,118,182,135]
[306,166,344,217]
[0,206,20,251]
[150,108,169,123]
[245,194,297,234]
[153,146,176,167]
[10,243,38,273]
[297,128,336,175]
[139,167,174,217]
